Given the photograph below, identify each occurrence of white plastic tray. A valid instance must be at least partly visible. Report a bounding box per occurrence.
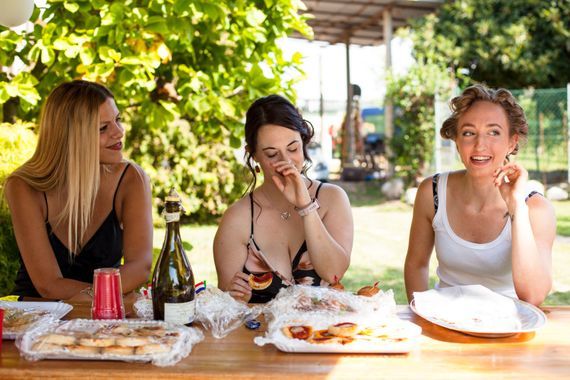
[1,301,73,339]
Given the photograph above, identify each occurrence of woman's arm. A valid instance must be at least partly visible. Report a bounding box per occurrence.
[495,162,554,305]
[300,184,353,284]
[115,163,153,293]
[404,178,436,302]
[213,201,252,302]
[5,178,91,299]
[270,160,352,283]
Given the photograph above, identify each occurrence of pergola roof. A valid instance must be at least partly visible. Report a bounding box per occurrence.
[296,0,443,46]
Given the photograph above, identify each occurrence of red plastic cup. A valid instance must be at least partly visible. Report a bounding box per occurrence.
[91,268,125,320]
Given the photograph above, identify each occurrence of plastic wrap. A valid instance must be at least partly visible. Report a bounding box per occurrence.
[16,319,204,367]
[255,285,420,353]
[0,301,73,339]
[195,287,262,338]
[264,285,397,324]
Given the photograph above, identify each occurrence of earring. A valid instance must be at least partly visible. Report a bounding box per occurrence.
[254,164,260,173]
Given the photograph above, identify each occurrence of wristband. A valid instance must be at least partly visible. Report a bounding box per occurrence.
[295,199,320,217]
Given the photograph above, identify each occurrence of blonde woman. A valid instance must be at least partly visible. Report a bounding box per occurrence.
[404,84,555,306]
[5,80,153,300]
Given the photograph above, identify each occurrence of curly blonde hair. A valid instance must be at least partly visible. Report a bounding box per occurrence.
[440,84,528,155]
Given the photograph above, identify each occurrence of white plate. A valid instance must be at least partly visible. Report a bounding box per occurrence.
[1,301,73,339]
[410,298,547,338]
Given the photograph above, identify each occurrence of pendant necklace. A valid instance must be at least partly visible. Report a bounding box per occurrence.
[261,187,291,221]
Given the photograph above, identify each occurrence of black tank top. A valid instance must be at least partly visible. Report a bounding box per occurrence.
[12,164,130,297]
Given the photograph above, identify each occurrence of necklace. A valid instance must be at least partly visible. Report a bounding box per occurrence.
[260,186,292,222]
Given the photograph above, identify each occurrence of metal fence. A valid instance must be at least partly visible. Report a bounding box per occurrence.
[435,85,570,185]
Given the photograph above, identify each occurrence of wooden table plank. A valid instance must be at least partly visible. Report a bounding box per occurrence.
[1,302,569,379]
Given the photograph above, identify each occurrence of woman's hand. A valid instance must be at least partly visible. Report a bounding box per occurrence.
[271,160,311,208]
[493,162,529,213]
[228,272,252,303]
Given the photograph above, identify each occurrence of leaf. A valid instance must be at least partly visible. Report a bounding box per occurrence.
[64,2,80,13]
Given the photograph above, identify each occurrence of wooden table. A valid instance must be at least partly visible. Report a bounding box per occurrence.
[1,302,569,379]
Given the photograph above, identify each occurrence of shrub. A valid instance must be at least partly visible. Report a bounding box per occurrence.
[0,122,37,296]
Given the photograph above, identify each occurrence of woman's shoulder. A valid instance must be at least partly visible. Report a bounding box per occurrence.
[313,181,348,202]
[112,161,150,192]
[4,176,45,215]
[219,194,251,223]
[4,176,40,200]
[526,190,555,216]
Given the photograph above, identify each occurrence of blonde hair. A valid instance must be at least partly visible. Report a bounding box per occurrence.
[10,80,114,255]
[440,84,528,155]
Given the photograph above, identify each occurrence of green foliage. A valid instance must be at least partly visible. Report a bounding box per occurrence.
[0,0,311,221]
[409,0,570,88]
[0,122,37,296]
[385,63,453,185]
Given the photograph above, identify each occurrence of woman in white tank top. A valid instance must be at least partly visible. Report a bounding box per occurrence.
[404,84,556,306]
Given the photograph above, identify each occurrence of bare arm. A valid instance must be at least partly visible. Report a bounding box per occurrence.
[213,201,252,302]
[115,163,153,293]
[5,178,90,299]
[302,184,353,283]
[495,163,554,305]
[404,178,436,302]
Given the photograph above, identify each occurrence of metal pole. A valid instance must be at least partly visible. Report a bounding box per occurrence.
[383,7,394,175]
[344,40,353,166]
[567,83,570,183]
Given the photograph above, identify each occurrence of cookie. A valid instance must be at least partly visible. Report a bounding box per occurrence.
[135,343,171,355]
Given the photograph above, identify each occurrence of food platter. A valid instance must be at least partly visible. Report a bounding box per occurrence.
[16,319,203,366]
[256,318,422,353]
[410,298,547,338]
[1,301,73,339]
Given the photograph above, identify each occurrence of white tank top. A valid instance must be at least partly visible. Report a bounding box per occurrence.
[432,172,517,298]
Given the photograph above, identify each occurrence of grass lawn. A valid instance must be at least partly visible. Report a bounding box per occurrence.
[153,181,570,305]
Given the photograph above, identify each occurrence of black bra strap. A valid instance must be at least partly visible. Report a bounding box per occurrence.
[112,163,131,207]
[432,173,440,214]
[315,182,324,199]
[43,192,49,222]
[526,190,540,202]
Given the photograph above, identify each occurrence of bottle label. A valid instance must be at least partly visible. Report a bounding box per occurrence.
[164,300,195,325]
[164,211,180,223]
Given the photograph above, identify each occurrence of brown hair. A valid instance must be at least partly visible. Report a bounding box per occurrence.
[440,84,528,155]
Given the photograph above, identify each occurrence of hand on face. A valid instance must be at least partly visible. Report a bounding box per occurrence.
[493,162,529,209]
[271,159,312,209]
[228,272,252,303]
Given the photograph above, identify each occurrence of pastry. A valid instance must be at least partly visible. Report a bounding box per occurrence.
[135,343,171,355]
[248,273,273,290]
[357,281,380,297]
[282,325,313,340]
[66,345,101,355]
[39,333,77,346]
[31,342,64,353]
[103,345,135,356]
[308,330,341,344]
[327,322,359,337]
[115,336,151,347]
[134,325,166,337]
[78,337,116,347]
